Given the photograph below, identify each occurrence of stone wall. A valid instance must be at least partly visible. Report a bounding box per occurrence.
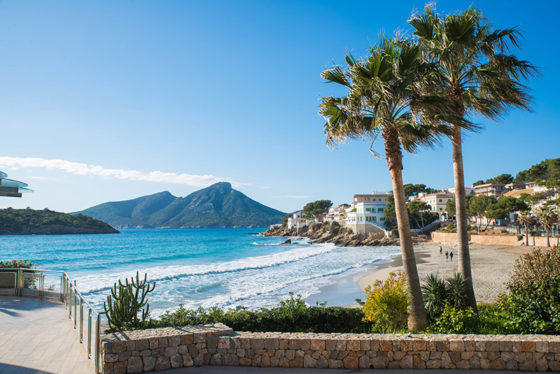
[431,231,557,247]
[102,325,560,373]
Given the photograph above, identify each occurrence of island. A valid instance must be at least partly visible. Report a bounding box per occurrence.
[0,208,119,235]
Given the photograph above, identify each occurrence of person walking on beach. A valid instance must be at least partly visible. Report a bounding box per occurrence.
[440,246,443,255]
[445,251,449,261]
[450,251,454,261]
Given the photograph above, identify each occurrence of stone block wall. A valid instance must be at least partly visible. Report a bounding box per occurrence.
[102,325,560,373]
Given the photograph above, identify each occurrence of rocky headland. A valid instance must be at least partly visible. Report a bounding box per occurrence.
[261,222,404,247]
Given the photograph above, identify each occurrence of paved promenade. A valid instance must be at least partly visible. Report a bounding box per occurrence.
[0,297,94,374]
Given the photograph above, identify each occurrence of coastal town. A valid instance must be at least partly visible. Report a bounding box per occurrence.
[1,2,560,374]
[284,167,558,243]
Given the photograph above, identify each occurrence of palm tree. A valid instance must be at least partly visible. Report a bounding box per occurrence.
[409,7,538,310]
[537,207,558,247]
[319,37,452,331]
[518,211,533,246]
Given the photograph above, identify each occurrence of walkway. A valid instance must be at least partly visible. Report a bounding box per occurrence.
[0,297,94,374]
[167,367,534,373]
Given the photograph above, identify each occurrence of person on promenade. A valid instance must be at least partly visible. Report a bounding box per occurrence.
[440,246,443,255]
[445,251,449,261]
[450,251,454,261]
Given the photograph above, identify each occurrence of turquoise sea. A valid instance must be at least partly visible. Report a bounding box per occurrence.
[0,229,400,315]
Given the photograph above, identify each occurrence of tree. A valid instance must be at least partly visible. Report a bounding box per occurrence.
[303,200,332,218]
[446,198,456,217]
[319,37,451,331]
[472,180,485,187]
[468,195,494,231]
[407,200,437,228]
[486,173,514,185]
[403,184,437,198]
[517,211,533,246]
[536,207,558,247]
[409,7,537,311]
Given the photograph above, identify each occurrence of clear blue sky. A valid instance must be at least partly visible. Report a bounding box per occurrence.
[0,0,558,213]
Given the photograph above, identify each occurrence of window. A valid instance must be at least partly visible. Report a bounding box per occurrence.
[366,208,371,212]
[380,217,385,221]
[372,216,376,221]
[378,208,384,213]
[439,199,442,202]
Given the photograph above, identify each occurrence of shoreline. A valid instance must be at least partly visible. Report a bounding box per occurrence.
[307,241,533,307]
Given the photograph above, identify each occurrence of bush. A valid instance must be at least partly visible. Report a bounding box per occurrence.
[429,304,478,334]
[421,274,448,322]
[0,260,35,268]
[500,246,560,334]
[477,303,514,335]
[155,294,370,333]
[362,272,409,333]
[421,273,469,323]
[437,223,456,233]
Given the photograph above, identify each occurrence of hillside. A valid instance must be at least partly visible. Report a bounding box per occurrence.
[0,208,119,235]
[77,182,285,228]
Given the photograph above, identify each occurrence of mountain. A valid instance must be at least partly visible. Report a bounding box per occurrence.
[77,182,285,228]
[0,208,119,235]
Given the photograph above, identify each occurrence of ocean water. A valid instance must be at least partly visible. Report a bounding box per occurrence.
[0,229,400,315]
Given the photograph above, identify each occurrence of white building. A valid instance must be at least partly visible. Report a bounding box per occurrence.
[446,187,475,196]
[326,204,348,225]
[287,210,306,229]
[418,192,454,218]
[345,194,388,235]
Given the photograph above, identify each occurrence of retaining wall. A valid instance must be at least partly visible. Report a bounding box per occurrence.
[431,232,557,247]
[102,324,560,373]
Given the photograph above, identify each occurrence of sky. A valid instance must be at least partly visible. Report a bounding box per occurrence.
[0,0,558,214]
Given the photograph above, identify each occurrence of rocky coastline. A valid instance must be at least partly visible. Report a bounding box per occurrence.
[261,222,403,247]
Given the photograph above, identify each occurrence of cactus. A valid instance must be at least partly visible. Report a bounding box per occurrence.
[103,272,155,331]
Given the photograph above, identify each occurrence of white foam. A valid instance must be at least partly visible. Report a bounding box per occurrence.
[76,243,337,293]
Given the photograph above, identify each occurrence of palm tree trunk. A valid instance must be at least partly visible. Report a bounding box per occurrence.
[451,124,477,311]
[547,231,550,247]
[384,128,427,332]
[525,227,529,246]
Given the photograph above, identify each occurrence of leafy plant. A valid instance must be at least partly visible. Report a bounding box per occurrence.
[362,272,409,333]
[446,273,469,310]
[429,304,478,334]
[421,273,470,324]
[421,274,448,322]
[155,293,370,333]
[104,272,156,332]
[500,246,560,334]
[0,260,35,269]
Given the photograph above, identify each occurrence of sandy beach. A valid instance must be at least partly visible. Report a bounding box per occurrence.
[357,241,532,303]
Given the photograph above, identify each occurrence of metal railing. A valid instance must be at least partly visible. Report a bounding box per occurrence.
[0,268,102,373]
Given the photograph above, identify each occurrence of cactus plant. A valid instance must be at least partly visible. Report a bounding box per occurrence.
[103,272,155,331]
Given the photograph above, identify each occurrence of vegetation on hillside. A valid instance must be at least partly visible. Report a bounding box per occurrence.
[302,200,332,218]
[0,208,118,235]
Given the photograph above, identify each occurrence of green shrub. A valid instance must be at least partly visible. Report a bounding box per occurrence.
[437,223,456,233]
[500,246,560,334]
[0,260,35,268]
[362,272,409,333]
[421,273,469,324]
[429,304,478,334]
[155,294,370,333]
[477,303,514,335]
[421,274,448,322]
[446,273,469,310]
